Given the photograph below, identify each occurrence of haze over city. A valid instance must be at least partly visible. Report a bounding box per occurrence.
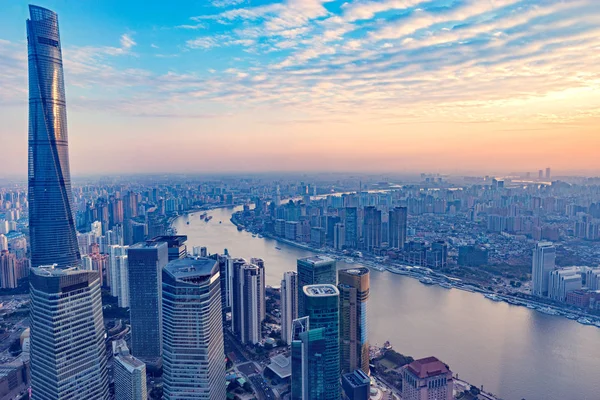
[1,0,599,175]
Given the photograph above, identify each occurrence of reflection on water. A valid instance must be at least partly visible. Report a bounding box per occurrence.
[173,207,600,400]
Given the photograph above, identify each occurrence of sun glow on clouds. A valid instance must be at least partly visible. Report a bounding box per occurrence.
[0,0,600,174]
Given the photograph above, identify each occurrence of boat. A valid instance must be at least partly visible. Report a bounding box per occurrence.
[275,247,281,250]
[538,307,560,316]
[186,221,190,225]
[484,294,501,301]
[258,235,264,238]
[252,234,257,238]
[439,282,452,289]
[594,321,600,328]
[237,226,244,231]
[344,258,354,264]
[419,277,434,285]
[577,317,593,325]
[565,314,578,320]
[219,221,222,224]
[526,303,537,310]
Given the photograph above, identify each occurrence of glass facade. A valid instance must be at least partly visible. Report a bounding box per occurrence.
[291,321,326,400]
[29,267,109,399]
[127,242,168,364]
[27,5,80,269]
[162,258,226,399]
[303,285,341,400]
[296,256,336,318]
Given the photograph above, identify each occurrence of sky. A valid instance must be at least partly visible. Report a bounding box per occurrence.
[1,0,599,176]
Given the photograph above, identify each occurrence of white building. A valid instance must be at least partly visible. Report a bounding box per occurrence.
[109,245,130,307]
[91,220,102,238]
[549,267,582,302]
[232,259,265,344]
[0,234,7,251]
[586,268,600,290]
[280,271,298,345]
[113,340,147,400]
[532,242,556,297]
[334,223,345,250]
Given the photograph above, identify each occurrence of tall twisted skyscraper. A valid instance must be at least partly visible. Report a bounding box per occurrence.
[27,5,80,268]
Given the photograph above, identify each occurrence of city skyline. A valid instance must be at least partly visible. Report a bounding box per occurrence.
[1,0,600,175]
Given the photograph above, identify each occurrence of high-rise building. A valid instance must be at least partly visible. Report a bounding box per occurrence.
[27,5,80,269]
[342,369,370,400]
[109,245,129,304]
[113,340,147,400]
[297,256,336,317]
[232,259,265,344]
[0,251,18,289]
[546,167,551,179]
[401,357,453,400]
[303,284,341,400]
[147,235,188,261]
[338,268,370,375]
[334,223,346,250]
[291,316,326,400]
[281,271,298,344]
[362,206,381,252]
[127,241,168,366]
[344,207,358,248]
[29,266,109,399]
[162,257,226,399]
[532,242,556,297]
[0,234,7,251]
[389,206,408,250]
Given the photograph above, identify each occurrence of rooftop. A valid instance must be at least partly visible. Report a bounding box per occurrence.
[303,284,339,297]
[164,257,218,279]
[298,255,335,265]
[115,354,146,372]
[130,241,167,250]
[148,235,188,247]
[266,354,291,379]
[406,356,452,379]
[339,267,369,277]
[343,369,370,387]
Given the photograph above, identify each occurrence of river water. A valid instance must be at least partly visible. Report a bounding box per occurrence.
[173,206,600,400]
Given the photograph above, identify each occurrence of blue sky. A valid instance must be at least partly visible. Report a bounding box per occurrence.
[1,0,599,175]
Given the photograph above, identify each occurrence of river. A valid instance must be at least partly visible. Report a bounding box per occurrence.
[172,206,600,400]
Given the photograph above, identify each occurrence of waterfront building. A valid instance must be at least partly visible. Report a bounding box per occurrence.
[389,206,408,249]
[27,5,80,269]
[363,206,381,252]
[127,241,168,366]
[342,369,370,400]
[232,259,265,344]
[297,256,336,317]
[549,267,582,302]
[426,241,448,269]
[281,271,298,344]
[162,257,226,399]
[30,266,109,399]
[532,242,556,297]
[401,356,453,400]
[338,268,370,375]
[113,340,147,400]
[303,284,341,400]
[291,316,327,400]
[458,245,488,267]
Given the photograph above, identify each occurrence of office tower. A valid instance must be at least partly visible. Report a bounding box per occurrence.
[291,316,327,400]
[345,207,358,248]
[232,259,265,344]
[363,206,381,252]
[127,241,168,366]
[389,206,408,249]
[281,271,298,344]
[213,252,233,322]
[342,369,370,400]
[147,235,188,261]
[27,5,80,269]
[0,251,18,289]
[91,221,102,238]
[29,266,109,399]
[303,284,341,400]
[338,268,370,375]
[162,258,226,399]
[334,223,346,250]
[0,234,7,251]
[538,169,544,179]
[113,340,147,400]
[401,357,453,400]
[297,256,336,317]
[109,245,129,303]
[546,167,551,179]
[426,241,448,269]
[532,241,556,297]
[548,267,582,302]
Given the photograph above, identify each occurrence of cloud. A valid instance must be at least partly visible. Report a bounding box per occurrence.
[120,34,136,50]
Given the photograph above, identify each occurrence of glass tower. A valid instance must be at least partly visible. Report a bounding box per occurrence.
[27,5,80,268]
[296,256,336,317]
[303,284,341,400]
[291,317,326,400]
[127,242,168,366]
[29,266,109,399]
[162,258,226,399]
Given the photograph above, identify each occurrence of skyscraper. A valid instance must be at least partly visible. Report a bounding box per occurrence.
[232,259,265,344]
[113,340,147,400]
[338,268,370,375]
[109,245,129,306]
[27,5,80,269]
[281,271,298,344]
[389,206,408,249]
[297,255,336,317]
[344,207,358,248]
[303,284,341,400]
[29,266,109,399]
[0,250,18,289]
[162,257,226,399]
[334,223,346,250]
[291,317,327,400]
[532,241,556,297]
[127,241,168,366]
[362,206,381,252]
